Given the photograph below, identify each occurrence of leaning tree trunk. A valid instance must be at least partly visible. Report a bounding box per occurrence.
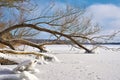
[65,37,92,53]
[9,39,47,52]
[0,38,15,50]
[0,23,92,53]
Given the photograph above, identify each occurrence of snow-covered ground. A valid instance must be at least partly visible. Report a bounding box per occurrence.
[0,45,120,80]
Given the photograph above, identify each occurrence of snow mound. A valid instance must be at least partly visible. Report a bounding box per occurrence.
[20,71,39,80]
[13,59,39,74]
[38,53,60,62]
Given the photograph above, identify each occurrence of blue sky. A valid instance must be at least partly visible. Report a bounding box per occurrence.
[34,0,120,41]
[39,0,120,7]
[56,0,120,7]
[56,0,120,5]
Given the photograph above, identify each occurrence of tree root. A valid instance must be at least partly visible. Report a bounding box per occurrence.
[0,49,60,64]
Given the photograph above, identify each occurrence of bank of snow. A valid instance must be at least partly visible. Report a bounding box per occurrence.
[0,45,120,80]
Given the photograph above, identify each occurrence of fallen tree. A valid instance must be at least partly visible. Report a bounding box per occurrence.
[0,49,60,65]
[0,0,119,62]
[0,23,93,53]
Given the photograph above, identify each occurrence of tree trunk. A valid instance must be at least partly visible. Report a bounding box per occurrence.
[0,24,92,53]
[10,39,47,52]
[0,38,15,50]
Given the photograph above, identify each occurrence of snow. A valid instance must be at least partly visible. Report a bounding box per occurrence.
[13,59,39,74]
[20,71,39,80]
[0,45,120,80]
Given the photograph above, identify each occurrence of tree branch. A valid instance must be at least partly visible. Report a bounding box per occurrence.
[0,38,15,50]
[0,23,92,52]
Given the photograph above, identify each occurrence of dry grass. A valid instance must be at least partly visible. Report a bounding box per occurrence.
[0,43,6,48]
[0,57,18,65]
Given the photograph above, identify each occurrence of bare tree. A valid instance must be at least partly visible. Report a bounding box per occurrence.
[0,0,119,59]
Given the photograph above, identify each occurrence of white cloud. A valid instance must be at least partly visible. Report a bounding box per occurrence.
[86,4,120,41]
[87,4,120,31]
[87,4,120,20]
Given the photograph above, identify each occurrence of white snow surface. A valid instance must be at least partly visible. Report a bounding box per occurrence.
[20,71,39,80]
[0,45,120,80]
